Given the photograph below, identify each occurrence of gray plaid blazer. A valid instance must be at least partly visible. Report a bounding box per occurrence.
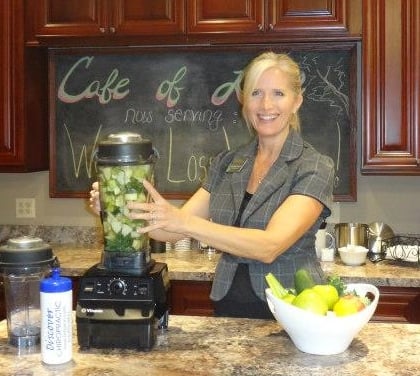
[203,130,335,301]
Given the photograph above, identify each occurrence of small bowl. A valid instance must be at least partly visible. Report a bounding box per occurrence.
[265,283,379,355]
[338,245,369,266]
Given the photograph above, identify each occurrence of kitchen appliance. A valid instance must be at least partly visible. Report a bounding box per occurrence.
[0,236,57,349]
[76,132,169,351]
[334,223,369,250]
[367,222,394,262]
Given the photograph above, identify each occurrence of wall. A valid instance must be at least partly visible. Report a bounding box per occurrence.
[0,170,420,235]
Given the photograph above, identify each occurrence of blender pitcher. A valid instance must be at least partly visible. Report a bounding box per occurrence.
[0,236,57,348]
[95,132,157,275]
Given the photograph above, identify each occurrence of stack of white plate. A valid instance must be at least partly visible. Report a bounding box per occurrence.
[174,237,191,251]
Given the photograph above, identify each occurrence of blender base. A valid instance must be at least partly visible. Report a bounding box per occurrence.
[76,261,170,350]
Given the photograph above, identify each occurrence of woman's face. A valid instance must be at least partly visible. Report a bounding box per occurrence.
[245,67,302,138]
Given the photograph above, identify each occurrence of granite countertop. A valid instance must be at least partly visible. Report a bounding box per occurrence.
[0,315,419,376]
[53,245,420,287]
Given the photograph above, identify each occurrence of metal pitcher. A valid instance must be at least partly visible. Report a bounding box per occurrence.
[334,223,369,249]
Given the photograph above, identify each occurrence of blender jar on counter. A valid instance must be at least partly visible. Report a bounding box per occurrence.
[0,236,57,349]
[95,132,158,275]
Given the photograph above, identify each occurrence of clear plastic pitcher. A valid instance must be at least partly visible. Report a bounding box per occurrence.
[95,132,157,274]
[0,236,56,349]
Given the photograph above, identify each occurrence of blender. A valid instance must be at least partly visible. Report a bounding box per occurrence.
[0,236,57,349]
[76,132,170,350]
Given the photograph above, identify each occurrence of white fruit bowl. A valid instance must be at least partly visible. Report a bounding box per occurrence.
[265,283,379,355]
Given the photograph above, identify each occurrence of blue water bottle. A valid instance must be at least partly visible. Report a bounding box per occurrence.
[40,268,73,365]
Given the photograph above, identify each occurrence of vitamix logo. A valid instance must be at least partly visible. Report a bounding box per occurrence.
[81,308,104,314]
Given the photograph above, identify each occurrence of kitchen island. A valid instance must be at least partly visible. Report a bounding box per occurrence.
[0,315,419,376]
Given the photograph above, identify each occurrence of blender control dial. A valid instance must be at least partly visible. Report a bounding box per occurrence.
[107,278,127,296]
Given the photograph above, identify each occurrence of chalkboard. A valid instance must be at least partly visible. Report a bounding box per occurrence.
[49,43,357,201]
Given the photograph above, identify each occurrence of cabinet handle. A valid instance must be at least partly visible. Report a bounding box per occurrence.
[109,27,116,33]
[99,27,106,33]
[257,24,264,32]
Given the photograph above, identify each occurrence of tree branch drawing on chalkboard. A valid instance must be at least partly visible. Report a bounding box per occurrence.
[299,56,349,188]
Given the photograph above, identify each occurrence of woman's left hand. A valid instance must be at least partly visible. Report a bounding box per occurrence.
[127,180,189,234]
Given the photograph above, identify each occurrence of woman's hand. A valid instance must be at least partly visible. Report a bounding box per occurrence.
[89,182,101,215]
[127,180,190,235]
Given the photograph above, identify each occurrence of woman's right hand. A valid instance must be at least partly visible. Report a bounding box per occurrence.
[89,181,101,215]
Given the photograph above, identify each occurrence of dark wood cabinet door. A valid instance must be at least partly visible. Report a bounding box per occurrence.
[373,286,420,323]
[111,0,185,35]
[362,0,420,174]
[0,0,48,171]
[268,0,358,36]
[26,0,185,42]
[187,0,264,34]
[188,0,360,37]
[0,1,14,165]
[26,0,106,38]
[169,280,214,316]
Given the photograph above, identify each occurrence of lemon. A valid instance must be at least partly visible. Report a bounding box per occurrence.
[292,288,328,315]
[333,294,365,317]
[312,284,339,310]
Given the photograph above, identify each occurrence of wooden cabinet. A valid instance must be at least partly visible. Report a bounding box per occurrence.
[0,0,48,171]
[188,0,362,41]
[25,0,186,46]
[169,280,214,316]
[26,0,361,46]
[362,0,420,174]
[373,286,420,323]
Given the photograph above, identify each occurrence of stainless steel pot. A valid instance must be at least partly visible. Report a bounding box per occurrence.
[334,223,369,249]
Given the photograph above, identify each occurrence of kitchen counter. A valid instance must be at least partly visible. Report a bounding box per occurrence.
[0,315,419,376]
[53,245,420,287]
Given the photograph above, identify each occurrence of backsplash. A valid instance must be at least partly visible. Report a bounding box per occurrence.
[0,225,102,246]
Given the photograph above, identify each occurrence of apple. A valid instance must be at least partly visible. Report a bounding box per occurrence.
[333,294,366,317]
[292,288,329,316]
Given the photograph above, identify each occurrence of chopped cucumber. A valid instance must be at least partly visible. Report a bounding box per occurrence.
[98,163,153,252]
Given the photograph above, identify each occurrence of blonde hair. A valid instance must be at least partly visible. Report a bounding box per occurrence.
[240,52,303,132]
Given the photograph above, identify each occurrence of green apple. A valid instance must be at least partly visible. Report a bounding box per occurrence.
[292,288,328,316]
[312,284,339,310]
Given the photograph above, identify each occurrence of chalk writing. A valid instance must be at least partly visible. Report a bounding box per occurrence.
[165,109,223,130]
[63,123,102,178]
[211,70,243,106]
[124,108,154,125]
[57,56,130,104]
[156,66,187,108]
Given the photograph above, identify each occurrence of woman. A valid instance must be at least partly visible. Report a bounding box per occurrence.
[90,52,335,319]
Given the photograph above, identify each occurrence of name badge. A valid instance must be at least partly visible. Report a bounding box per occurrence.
[226,158,248,173]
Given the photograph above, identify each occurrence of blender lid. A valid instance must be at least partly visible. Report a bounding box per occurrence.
[0,236,55,267]
[96,132,156,165]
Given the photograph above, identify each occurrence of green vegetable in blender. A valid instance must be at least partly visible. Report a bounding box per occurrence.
[99,164,153,252]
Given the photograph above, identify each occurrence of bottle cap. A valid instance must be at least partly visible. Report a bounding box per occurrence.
[40,268,72,292]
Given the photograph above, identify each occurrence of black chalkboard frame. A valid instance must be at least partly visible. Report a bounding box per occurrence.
[48,42,358,202]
